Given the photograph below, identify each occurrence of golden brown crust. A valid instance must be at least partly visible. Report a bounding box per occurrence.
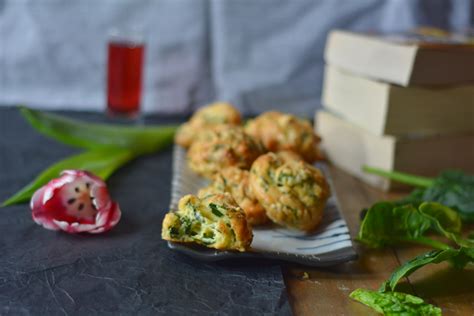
[226,206,253,251]
[161,193,252,252]
[187,125,264,179]
[249,152,330,232]
[198,167,269,226]
[175,102,242,148]
[162,212,179,234]
[245,111,322,163]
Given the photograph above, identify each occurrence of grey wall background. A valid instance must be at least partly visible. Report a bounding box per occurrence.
[0,0,473,116]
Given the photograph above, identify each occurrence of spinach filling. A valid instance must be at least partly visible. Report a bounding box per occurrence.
[284,204,299,218]
[209,203,227,217]
[277,172,293,184]
[169,226,180,238]
[209,203,225,217]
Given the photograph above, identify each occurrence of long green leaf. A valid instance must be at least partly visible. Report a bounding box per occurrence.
[2,148,134,207]
[20,106,178,154]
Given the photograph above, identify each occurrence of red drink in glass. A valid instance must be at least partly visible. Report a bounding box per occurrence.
[107,41,144,116]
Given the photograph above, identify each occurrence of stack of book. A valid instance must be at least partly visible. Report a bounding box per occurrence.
[315,29,474,191]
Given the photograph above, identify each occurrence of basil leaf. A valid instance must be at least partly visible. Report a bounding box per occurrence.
[350,289,441,316]
[2,148,134,206]
[20,107,177,154]
[380,247,474,292]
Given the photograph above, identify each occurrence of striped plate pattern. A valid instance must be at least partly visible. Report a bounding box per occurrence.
[168,145,357,267]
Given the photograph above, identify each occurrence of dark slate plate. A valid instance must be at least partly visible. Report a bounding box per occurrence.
[167,146,357,267]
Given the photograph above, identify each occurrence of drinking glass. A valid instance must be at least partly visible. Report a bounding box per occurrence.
[106,28,145,117]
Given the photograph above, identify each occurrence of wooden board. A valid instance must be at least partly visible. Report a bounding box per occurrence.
[284,165,474,315]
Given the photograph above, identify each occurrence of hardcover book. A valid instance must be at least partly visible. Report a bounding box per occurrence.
[324,29,474,86]
[315,110,474,191]
[322,65,474,137]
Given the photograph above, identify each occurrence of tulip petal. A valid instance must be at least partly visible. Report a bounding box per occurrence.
[30,170,121,234]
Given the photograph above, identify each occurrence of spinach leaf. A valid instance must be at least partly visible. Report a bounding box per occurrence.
[363,166,474,222]
[356,202,431,248]
[356,201,463,250]
[418,171,474,222]
[350,289,441,316]
[380,247,474,292]
[419,202,474,248]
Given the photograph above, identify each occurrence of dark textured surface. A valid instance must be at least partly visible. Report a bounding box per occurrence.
[0,107,291,315]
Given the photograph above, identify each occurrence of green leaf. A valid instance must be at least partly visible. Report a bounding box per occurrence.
[20,106,178,154]
[356,201,474,250]
[419,202,474,248]
[380,247,474,292]
[419,171,474,222]
[4,107,178,207]
[350,289,441,316]
[418,202,462,234]
[468,231,474,240]
[363,166,474,222]
[356,202,429,248]
[2,148,134,206]
[356,202,460,250]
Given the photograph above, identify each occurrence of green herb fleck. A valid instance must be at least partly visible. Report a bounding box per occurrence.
[203,230,215,240]
[209,203,224,217]
[169,226,180,238]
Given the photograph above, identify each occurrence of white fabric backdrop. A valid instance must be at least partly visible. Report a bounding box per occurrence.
[0,0,472,116]
[0,0,212,113]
